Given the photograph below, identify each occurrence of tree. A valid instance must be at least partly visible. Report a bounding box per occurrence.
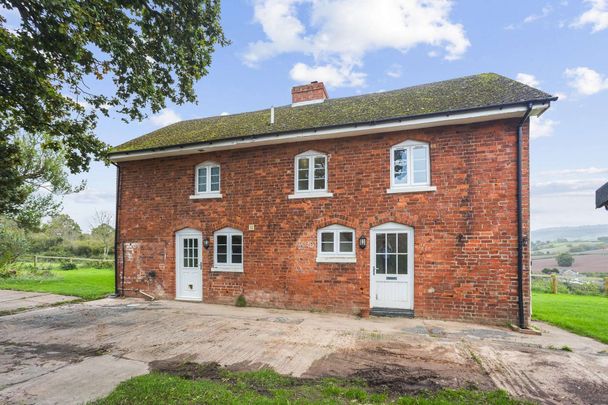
[556,252,574,267]
[0,216,28,269]
[0,0,228,212]
[90,211,114,258]
[44,214,82,242]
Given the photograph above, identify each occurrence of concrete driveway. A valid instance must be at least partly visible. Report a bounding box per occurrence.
[0,290,79,315]
[1,297,607,404]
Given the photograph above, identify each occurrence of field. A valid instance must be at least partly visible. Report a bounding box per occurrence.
[532,292,608,344]
[0,267,114,300]
[531,250,608,273]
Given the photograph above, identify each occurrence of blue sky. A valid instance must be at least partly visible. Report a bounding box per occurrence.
[12,0,608,231]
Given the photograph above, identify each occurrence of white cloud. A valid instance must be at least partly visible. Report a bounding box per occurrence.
[516,73,540,88]
[149,109,182,127]
[564,66,608,95]
[220,112,230,116]
[572,0,608,32]
[540,167,608,176]
[523,5,552,23]
[530,117,557,139]
[245,0,470,87]
[289,62,366,87]
[554,91,568,100]
[386,64,402,78]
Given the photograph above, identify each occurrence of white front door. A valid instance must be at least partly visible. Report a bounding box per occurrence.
[175,229,202,301]
[370,223,414,309]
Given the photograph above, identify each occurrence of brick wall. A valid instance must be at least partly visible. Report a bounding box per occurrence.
[116,118,530,325]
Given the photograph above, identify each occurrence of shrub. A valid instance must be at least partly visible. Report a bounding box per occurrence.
[59,261,77,270]
[0,217,28,269]
[542,268,560,275]
[556,252,574,267]
[92,260,113,269]
[235,294,247,307]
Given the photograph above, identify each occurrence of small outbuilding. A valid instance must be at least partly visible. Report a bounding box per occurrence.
[597,182,608,210]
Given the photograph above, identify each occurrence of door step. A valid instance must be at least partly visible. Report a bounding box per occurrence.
[370,308,414,318]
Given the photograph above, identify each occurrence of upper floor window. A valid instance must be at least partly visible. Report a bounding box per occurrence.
[316,224,356,263]
[289,150,333,199]
[388,140,436,194]
[213,227,243,272]
[192,162,222,199]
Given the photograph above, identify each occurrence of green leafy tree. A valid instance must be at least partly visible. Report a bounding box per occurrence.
[90,210,114,258]
[0,216,28,269]
[44,214,82,242]
[0,0,228,213]
[556,252,574,267]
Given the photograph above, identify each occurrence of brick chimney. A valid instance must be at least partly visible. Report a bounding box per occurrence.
[291,81,328,105]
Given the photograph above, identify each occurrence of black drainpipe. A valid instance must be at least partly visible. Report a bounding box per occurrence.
[111,162,121,296]
[517,103,534,329]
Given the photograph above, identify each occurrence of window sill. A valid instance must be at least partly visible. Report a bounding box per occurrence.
[316,256,356,263]
[190,193,223,200]
[211,266,243,273]
[288,191,334,199]
[386,185,437,194]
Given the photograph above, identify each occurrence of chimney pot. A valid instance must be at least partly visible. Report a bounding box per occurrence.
[291,81,328,105]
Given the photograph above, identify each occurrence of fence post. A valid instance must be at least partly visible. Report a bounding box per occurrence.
[551,274,558,294]
[605,277,608,296]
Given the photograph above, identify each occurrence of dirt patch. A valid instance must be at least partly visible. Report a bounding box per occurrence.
[304,341,496,395]
[149,360,223,380]
[561,378,608,405]
[0,340,110,363]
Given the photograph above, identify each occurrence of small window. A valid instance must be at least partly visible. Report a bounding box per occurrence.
[289,151,333,199]
[213,227,243,272]
[388,141,435,193]
[316,225,356,263]
[193,162,222,198]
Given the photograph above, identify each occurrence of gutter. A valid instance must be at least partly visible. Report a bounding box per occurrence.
[111,162,121,296]
[516,103,534,329]
[108,99,556,162]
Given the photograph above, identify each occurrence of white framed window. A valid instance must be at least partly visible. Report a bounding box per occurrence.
[191,161,222,199]
[387,140,436,194]
[316,225,356,263]
[288,150,333,199]
[212,227,243,272]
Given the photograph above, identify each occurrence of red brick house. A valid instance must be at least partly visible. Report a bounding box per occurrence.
[109,73,556,327]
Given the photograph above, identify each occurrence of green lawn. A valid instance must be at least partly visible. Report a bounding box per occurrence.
[532,292,608,344]
[94,367,526,405]
[0,268,114,300]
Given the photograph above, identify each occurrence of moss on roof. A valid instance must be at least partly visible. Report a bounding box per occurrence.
[111,73,554,154]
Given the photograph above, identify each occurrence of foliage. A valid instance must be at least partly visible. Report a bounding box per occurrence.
[556,252,574,267]
[93,368,526,405]
[541,268,559,275]
[0,0,229,208]
[59,261,77,270]
[531,276,604,296]
[43,214,82,241]
[532,293,608,344]
[235,294,247,307]
[90,211,114,258]
[0,216,28,269]
[0,267,114,300]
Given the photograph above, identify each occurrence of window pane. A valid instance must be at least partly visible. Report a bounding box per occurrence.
[210,166,220,191]
[297,158,309,191]
[393,148,408,185]
[376,233,386,253]
[231,235,242,246]
[397,233,407,253]
[339,232,353,252]
[217,254,227,263]
[217,235,227,255]
[232,254,242,264]
[192,239,199,267]
[413,146,428,184]
[376,255,386,274]
[313,157,326,190]
[387,254,397,274]
[397,255,407,274]
[197,167,207,192]
[387,233,397,253]
[321,232,334,252]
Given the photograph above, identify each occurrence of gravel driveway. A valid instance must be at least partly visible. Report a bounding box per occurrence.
[1,296,607,404]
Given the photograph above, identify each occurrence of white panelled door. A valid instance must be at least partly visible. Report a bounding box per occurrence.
[370,223,414,309]
[175,229,203,301]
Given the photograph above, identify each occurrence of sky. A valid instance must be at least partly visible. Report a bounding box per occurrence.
[6,0,608,232]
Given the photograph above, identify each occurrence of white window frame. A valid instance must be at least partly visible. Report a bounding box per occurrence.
[387,140,436,194]
[316,224,356,263]
[212,227,243,272]
[190,161,222,199]
[288,150,333,199]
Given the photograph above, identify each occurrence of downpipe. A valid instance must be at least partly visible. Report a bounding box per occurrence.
[111,162,121,297]
[516,103,533,329]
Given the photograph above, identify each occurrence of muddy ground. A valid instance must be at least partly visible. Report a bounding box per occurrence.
[1,297,607,404]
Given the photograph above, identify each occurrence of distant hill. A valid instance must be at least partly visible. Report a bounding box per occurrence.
[532,224,608,242]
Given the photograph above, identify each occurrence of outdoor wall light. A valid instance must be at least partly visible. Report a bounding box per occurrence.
[203,237,210,249]
[358,235,367,249]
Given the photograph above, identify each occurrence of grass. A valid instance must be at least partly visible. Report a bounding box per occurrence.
[0,267,114,300]
[94,367,526,405]
[532,292,608,344]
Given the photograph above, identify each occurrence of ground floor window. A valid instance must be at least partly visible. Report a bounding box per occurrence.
[213,227,243,272]
[316,224,356,263]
